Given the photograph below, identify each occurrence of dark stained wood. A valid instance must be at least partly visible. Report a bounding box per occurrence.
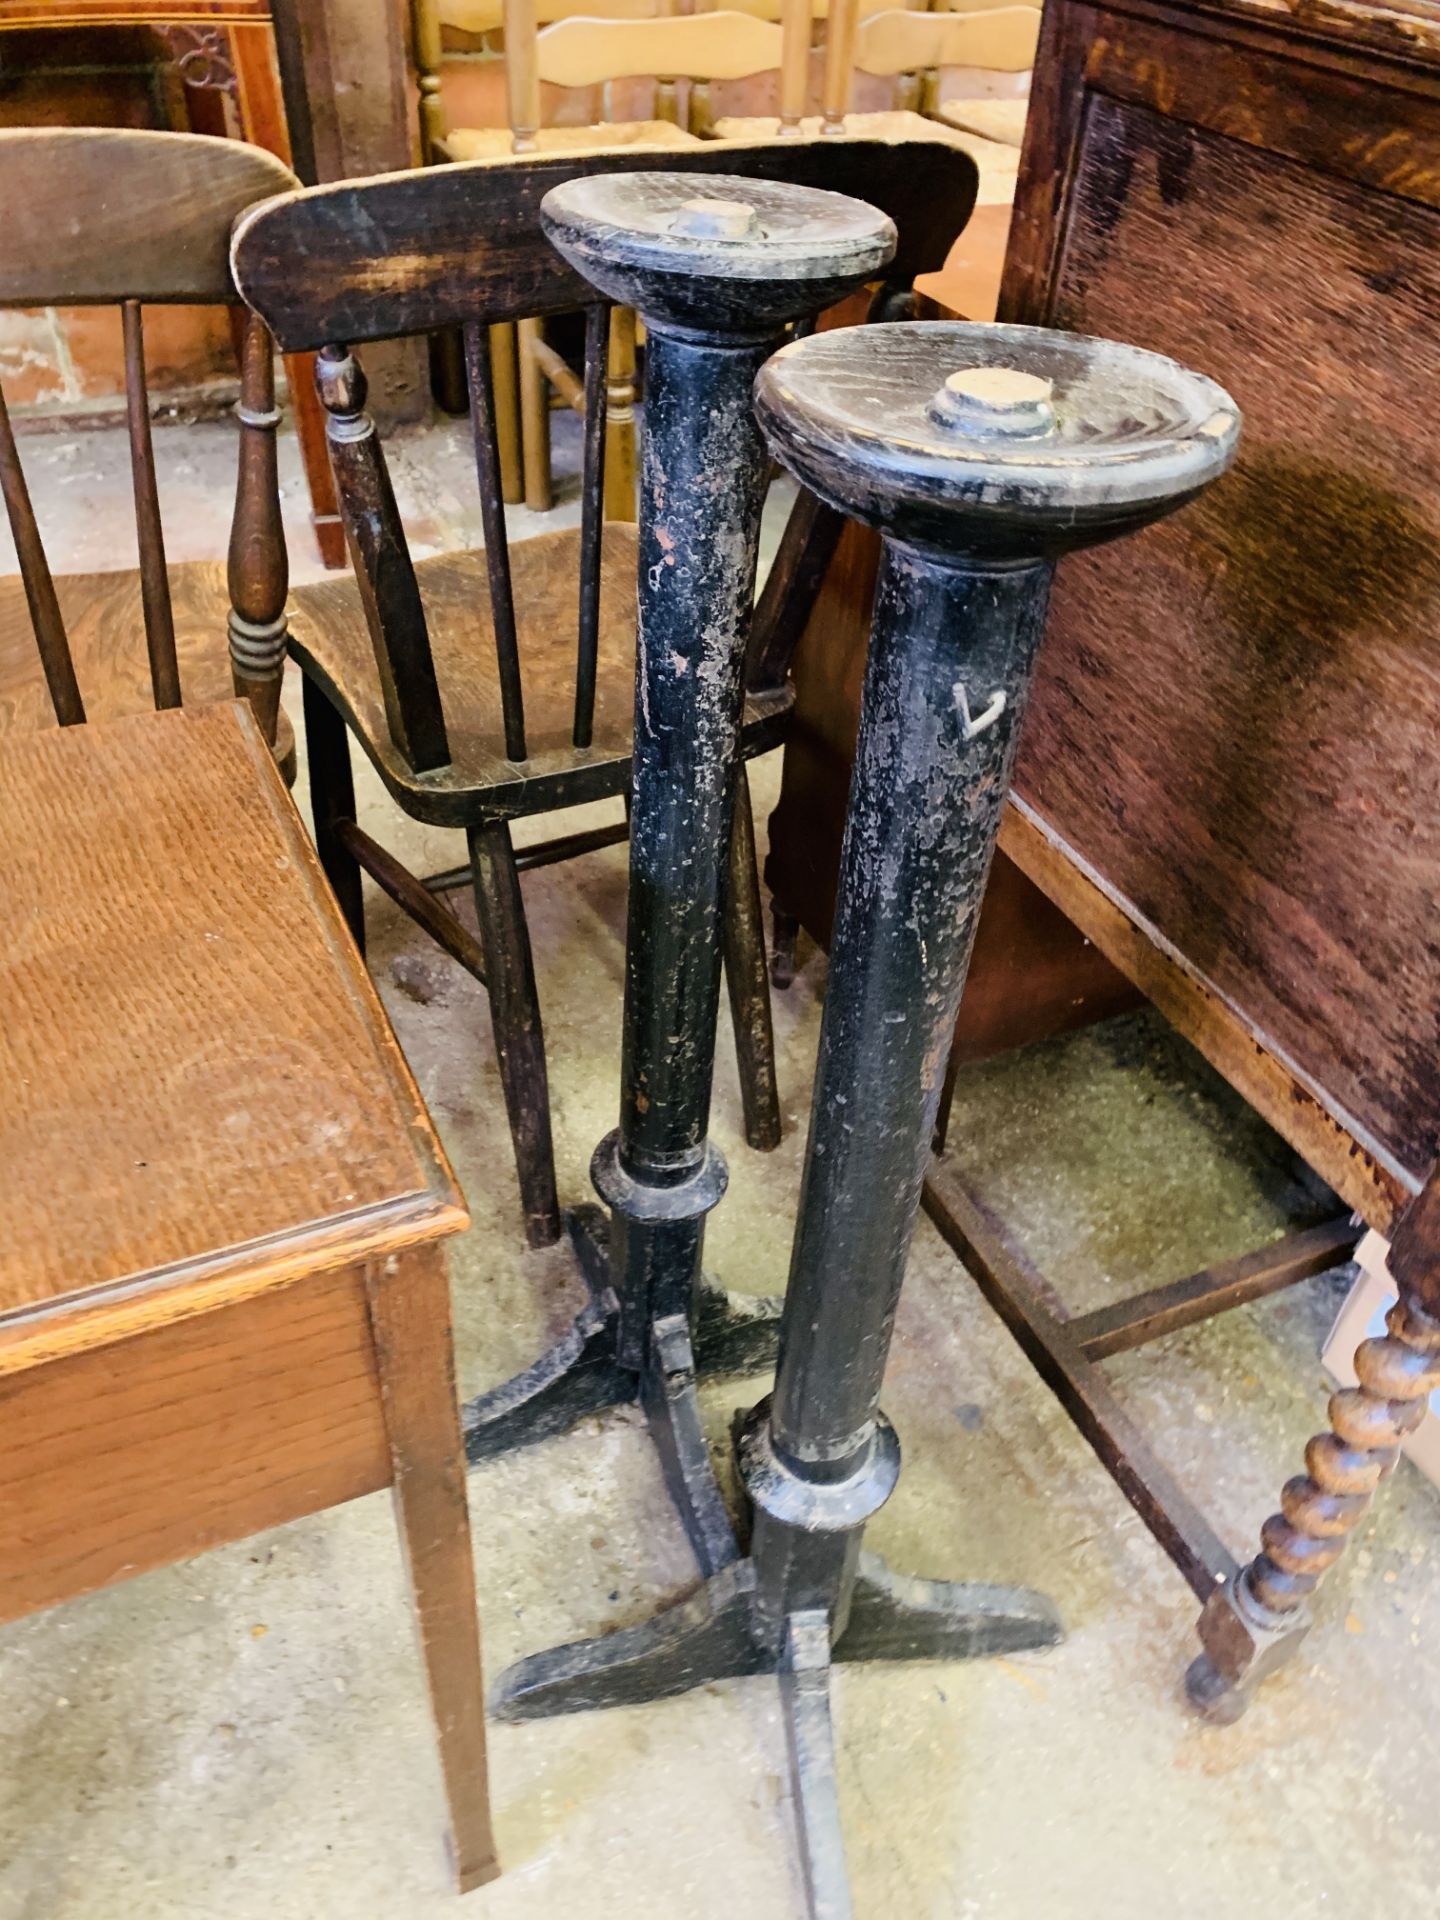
[315,346,452,774]
[287,529,793,824]
[122,300,182,712]
[468,820,561,1249]
[230,137,979,350]
[1388,1165,1440,1309]
[998,0,1440,1229]
[574,301,610,749]
[1067,1215,1364,1361]
[0,124,297,304]
[337,818,489,986]
[922,1157,1241,1601]
[0,379,82,725]
[302,668,367,952]
[461,317,528,762]
[746,483,844,694]
[723,764,783,1152]
[0,700,493,1890]
[364,1243,500,1892]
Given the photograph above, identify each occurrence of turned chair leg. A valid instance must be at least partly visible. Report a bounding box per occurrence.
[723,764,782,1152]
[468,820,561,1248]
[302,674,366,955]
[364,1243,500,1893]
[516,318,552,514]
[1189,1277,1440,1722]
[770,899,800,990]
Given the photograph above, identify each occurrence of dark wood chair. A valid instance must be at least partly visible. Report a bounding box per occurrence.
[230,135,977,1250]
[0,127,296,767]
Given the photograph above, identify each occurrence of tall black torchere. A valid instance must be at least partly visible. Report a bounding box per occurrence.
[495,321,1241,1917]
[464,175,897,1572]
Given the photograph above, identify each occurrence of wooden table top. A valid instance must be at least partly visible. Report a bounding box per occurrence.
[0,701,466,1354]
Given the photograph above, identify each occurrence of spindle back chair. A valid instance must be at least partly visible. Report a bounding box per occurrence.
[0,127,297,763]
[231,136,977,1249]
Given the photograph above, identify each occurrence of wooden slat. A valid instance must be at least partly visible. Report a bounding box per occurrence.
[853,4,1040,76]
[231,138,979,350]
[535,10,784,86]
[0,379,82,725]
[0,127,296,305]
[462,320,527,761]
[574,303,610,749]
[922,1158,1240,1600]
[123,301,182,711]
[1066,1215,1363,1360]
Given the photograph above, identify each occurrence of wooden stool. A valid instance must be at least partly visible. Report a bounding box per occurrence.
[0,700,498,1895]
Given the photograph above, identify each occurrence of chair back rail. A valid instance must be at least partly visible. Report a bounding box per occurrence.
[0,128,298,738]
[233,141,977,777]
[852,6,1041,77]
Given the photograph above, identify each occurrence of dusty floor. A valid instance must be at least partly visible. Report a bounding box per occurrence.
[3,412,1439,1920]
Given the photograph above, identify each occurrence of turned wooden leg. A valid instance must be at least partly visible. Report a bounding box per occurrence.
[770,899,800,990]
[490,323,524,508]
[468,821,561,1248]
[364,1243,500,1893]
[1189,1266,1440,1722]
[603,307,638,523]
[302,674,366,954]
[516,318,552,514]
[723,765,782,1152]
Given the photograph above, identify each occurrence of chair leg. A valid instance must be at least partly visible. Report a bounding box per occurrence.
[468,821,561,1247]
[363,1243,500,1893]
[770,899,800,990]
[723,765,783,1152]
[516,318,552,513]
[302,673,366,955]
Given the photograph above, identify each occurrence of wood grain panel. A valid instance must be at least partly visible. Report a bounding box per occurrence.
[1012,93,1440,1196]
[0,703,462,1321]
[0,127,296,305]
[0,1265,389,1623]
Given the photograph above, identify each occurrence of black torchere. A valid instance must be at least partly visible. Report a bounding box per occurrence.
[494,319,1241,1918]
[463,175,897,1574]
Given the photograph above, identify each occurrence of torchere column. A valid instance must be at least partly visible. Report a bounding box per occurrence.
[494,320,1240,1920]
[462,175,897,1574]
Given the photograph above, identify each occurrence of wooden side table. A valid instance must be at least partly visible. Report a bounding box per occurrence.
[0,700,497,1892]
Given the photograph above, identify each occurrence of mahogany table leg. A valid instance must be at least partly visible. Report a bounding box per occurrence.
[365,1243,499,1893]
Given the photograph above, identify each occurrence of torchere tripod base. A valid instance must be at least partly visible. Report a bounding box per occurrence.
[492,1550,1060,1915]
[461,1206,783,1573]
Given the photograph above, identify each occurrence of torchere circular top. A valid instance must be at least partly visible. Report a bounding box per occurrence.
[540,172,897,336]
[754,320,1241,558]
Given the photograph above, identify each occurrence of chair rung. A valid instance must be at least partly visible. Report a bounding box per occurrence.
[423,817,631,895]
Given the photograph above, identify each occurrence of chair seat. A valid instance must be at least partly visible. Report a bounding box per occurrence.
[287,527,793,828]
[0,560,295,776]
[934,97,1028,147]
[441,121,703,163]
[714,110,1020,206]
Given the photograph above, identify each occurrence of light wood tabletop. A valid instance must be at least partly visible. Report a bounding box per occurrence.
[0,699,498,1891]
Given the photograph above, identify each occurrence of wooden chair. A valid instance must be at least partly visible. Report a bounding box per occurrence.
[230,137,976,1251]
[412,0,816,513]
[0,697,497,1894]
[0,128,295,770]
[0,2,345,567]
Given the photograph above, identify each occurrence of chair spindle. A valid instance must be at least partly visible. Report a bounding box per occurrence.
[122,300,182,709]
[315,344,452,773]
[227,311,289,749]
[573,302,610,749]
[462,319,529,763]
[0,379,84,725]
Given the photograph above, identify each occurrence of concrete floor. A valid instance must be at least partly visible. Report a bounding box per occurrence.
[3,412,1439,1920]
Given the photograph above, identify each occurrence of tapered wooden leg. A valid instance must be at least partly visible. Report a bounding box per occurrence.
[723,765,782,1152]
[468,821,561,1247]
[490,323,524,508]
[603,307,639,523]
[517,319,552,513]
[302,674,365,954]
[770,900,800,990]
[364,1244,500,1894]
[1189,1277,1440,1722]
